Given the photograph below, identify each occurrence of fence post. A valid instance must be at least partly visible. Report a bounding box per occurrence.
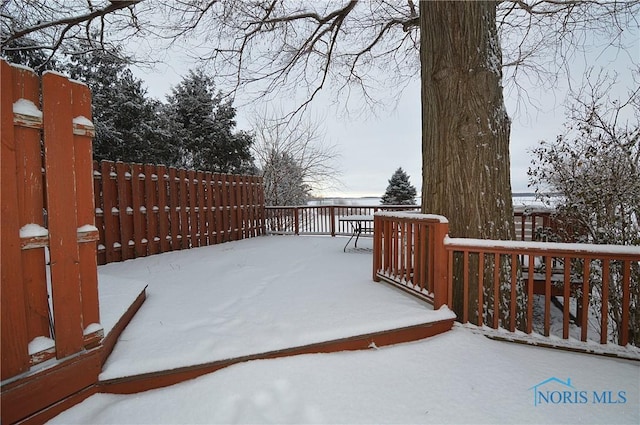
[431,220,450,309]
[12,63,50,340]
[373,214,382,282]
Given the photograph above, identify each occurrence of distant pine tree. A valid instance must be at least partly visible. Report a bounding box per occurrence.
[65,43,179,165]
[381,167,417,205]
[166,69,255,173]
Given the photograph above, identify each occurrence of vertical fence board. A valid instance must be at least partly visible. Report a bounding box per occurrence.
[131,163,147,258]
[213,174,223,244]
[71,80,100,329]
[145,164,160,255]
[42,71,84,358]
[156,166,170,252]
[543,255,551,337]
[204,172,214,245]
[562,259,571,339]
[94,162,107,265]
[620,260,630,346]
[526,254,534,334]
[228,176,238,240]
[1,60,31,379]
[600,260,610,344]
[581,259,591,342]
[196,171,206,246]
[12,64,50,340]
[478,253,485,327]
[101,161,120,263]
[220,174,230,242]
[168,167,180,250]
[462,251,469,323]
[116,162,133,260]
[188,170,198,248]
[178,169,189,248]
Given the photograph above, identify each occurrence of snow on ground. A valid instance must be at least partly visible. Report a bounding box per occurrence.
[48,235,638,424]
[51,325,639,424]
[98,235,454,380]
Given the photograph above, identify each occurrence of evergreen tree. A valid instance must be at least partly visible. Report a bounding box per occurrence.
[1,36,57,72]
[381,167,417,205]
[165,69,255,173]
[65,45,178,165]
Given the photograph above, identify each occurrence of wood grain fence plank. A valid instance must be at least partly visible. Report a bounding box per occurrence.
[168,167,181,250]
[94,162,107,265]
[156,165,170,252]
[247,177,256,237]
[230,175,240,240]
[1,60,31,379]
[116,162,134,260]
[145,164,160,255]
[12,64,50,340]
[204,172,214,245]
[188,170,198,248]
[101,161,120,263]
[131,163,147,258]
[178,169,189,249]
[71,80,100,329]
[220,174,230,242]
[197,171,207,247]
[42,71,84,358]
[213,174,224,244]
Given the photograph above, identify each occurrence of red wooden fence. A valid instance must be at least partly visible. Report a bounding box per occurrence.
[1,61,101,380]
[373,211,640,349]
[93,161,265,265]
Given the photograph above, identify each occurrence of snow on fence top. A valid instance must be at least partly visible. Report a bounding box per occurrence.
[375,210,449,223]
[445,236,640,256]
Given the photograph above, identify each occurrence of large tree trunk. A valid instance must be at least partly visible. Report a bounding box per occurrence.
[420,1,514,241]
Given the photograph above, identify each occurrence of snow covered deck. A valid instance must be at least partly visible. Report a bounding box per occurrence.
[97,235,455,392]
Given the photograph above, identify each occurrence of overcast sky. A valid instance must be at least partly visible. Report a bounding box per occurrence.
[130,26,638,199]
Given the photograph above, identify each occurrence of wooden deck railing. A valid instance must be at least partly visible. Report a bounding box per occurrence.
[373,211,640,348]
[372,212,450,308]
[445,238,639,347]
[266,205,419,236]
[267,205,558,242]
[93,161,265,265]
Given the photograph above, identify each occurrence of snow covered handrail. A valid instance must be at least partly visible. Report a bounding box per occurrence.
[445,237,640,258]
[374,210,448,223]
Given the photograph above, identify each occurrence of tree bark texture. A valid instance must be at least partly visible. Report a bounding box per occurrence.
[420,1,514,240]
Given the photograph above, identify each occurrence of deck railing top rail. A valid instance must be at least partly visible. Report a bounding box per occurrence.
[375,210,449,223]
[445,237,640,258]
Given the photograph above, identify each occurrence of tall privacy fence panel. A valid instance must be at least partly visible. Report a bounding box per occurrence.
[1,60,101,380]
[93,161,265,265]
